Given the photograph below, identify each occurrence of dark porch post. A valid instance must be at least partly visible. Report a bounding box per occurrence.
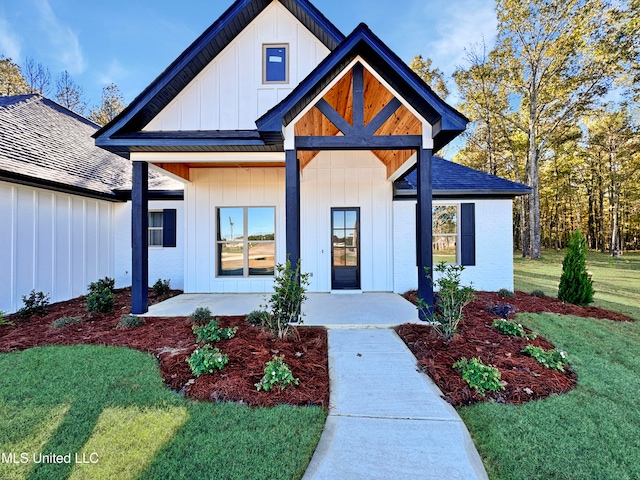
[285,150,301,270]
[132,161,149,314]
[416,147,434,320]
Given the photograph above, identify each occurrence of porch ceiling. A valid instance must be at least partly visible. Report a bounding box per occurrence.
[293,65,421,178]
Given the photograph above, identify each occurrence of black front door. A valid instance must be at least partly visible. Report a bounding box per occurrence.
[331,208,360,290]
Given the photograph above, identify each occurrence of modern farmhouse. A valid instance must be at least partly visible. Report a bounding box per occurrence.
[94,0,529,314]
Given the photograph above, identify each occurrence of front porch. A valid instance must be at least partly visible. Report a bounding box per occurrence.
[143,292,419,327]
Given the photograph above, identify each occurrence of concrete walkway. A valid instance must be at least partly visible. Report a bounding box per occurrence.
[303,328,488,480]
[144,292,488,478]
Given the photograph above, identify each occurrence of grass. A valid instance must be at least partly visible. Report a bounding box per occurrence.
[459,313,640,480]
[514,250,640,320]
[457,249,640,479]
[0,345,326,480]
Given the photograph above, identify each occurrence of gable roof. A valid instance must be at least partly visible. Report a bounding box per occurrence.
[94,0,344,143]
[257,24,468,151]
[0,95,181,201]
[394,157,531,198]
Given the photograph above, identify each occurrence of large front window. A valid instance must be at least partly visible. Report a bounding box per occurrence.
[433,205,458,264]
[217,207,275,277]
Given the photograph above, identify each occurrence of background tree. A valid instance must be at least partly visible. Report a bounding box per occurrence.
[55,70,88,115]
[487,0,620,259]
[410,55,449,99]
[0,56,28,96]
[23,57,51,96]
[89,84,126,126]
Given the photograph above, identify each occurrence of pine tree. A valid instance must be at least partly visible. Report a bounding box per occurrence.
[558,230,594,305]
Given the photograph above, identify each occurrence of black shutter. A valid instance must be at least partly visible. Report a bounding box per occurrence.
[162,209,177,247]
[460,203,475,266]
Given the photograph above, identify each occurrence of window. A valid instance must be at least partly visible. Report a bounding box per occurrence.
[148,209,177,247]
[433,205,458,264]
[263,44,288,83]
[217,207,275,277]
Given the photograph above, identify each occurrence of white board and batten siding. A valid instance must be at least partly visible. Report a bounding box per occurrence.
[144,2,330,132]
[301,151,394,292]
[184,167,286,293]
[392,198,516,294]
[0,181,115,314]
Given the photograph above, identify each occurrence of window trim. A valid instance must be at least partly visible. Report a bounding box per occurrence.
[262,43,289,84]
[216,206,276,278]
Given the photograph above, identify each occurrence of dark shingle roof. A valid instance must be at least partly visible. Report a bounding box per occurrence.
[395,157,530,198]
[0,95,181,199]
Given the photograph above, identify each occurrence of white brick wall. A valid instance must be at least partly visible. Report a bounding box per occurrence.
[392,198,515,293]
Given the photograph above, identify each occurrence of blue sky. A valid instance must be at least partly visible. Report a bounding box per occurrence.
[0,0,497,109]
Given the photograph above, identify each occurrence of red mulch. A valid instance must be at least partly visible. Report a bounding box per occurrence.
[397,290,633,407]
[0,288,329,408]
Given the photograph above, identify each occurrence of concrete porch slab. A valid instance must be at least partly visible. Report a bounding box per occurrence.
[143,291,420,327]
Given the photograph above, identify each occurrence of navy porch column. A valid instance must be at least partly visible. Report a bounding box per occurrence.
[132,161,149,314]
[416,147,434,320]
[285,150,301,270]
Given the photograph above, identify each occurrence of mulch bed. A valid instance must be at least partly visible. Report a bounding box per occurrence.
[397,290,633,407]
[0,288,329,408]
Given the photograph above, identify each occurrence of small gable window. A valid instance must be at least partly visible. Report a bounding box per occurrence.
[263,44,288,84]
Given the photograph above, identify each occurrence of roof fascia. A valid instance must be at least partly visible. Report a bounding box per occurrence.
[257,24,468,147]
[94,0,344,141]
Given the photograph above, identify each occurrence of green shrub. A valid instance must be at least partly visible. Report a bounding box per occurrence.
[255,355,299,391]
[246,309,270,327]
[497,288,516,298]
[18,290,50,317]
[187,345,229,377]
[492,318,537,339]
[117,314,145,329]
[453,357,504,396]
[558,230,594,305]
[522,345,568,371]
[152,278,171,296]
[88,277,115,294]
[0,311,12,326]
[418,262,475,342]
[52,316,82,329]
[190,307,212,325]
[86,287,114,314]
[192,319,237,343]
[261,259,310,339]
[530,289,546,298]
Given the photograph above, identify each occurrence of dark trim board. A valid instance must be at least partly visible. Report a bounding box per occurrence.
[295,135,422,150]
[131,161,149,314]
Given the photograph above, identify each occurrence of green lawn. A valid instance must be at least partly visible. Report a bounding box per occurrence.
[458,250,640,479]
[514,250,640,320]
[0,345,326,480]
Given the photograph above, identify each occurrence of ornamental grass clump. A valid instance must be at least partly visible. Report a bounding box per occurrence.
[558,230,594,305]
[152,278,171,296]
[255,355,299,391]
[187,345,229,377]
[418,263,475,342]
[492,318,537,339]
[117,314,145,329]
[487,302,517,318]
[522,345,568,371]
[190,307,212,325]
[453,357,504,396]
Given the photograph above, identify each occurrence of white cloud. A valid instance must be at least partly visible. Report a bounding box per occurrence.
[33,0,85,74]
[422,0,497,76]
[0,15,22,60]
[97,59,128,86]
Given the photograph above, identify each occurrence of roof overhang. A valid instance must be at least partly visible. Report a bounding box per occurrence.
[94,0,344,149]
[256,23,468,153]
